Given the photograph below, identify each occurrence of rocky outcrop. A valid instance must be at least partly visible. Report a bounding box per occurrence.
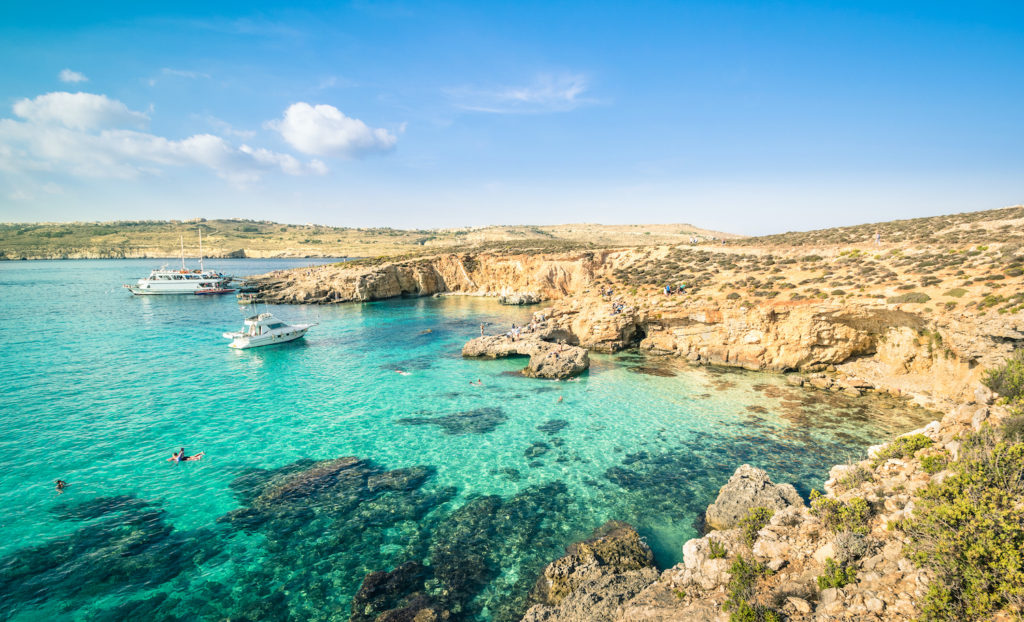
[519,392,1014,622]
[462,334,589,379]
[521,521,660,622]
[704,464,804,530]
[500,292,543,305]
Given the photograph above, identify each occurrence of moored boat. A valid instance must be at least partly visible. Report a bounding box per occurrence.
[222,312,313,349]
[124,230,231,295]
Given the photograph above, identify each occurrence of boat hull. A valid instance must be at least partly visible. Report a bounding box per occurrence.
[228,327,310,349]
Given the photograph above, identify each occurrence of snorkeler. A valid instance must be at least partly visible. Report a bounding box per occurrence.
[167,448,205,463]
[55,479,67,493]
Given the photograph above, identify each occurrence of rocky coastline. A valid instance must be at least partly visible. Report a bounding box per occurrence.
[242,208,1024,620]
[518,396,1012,621]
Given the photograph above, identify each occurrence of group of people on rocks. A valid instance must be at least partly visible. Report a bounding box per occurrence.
[664,283,687,295]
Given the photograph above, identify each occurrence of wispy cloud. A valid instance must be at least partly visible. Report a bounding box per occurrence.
[147,67,211,87]
[445,73,594,114]
[202,115,257,139]
[317,75,358,90]
[58,69,88,83]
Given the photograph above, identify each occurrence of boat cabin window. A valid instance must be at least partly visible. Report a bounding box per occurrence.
[265,322,286,329]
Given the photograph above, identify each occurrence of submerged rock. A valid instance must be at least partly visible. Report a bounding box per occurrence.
[704,464,804,530]
[397,407,509,434]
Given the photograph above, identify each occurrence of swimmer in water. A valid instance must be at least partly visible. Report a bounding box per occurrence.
[396,370,410,376]
[557,396,564,403]
[55,479,67,493]
[167,448,206,463]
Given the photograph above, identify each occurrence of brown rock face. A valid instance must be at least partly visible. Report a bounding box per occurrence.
[704,464,804,530]
[522,521,659,622]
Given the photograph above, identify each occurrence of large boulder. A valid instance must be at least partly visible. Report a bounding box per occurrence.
[704,464,803,530]
[499,291,542,305]
[524,346,589,380]
[522,521,659,622]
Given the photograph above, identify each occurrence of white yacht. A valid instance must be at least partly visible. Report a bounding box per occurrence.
[124,231,231,295]
[223,313,313,349]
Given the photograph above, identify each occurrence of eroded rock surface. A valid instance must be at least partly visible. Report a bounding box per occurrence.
[462,334,589,379]
[704,464,803,530]
[518,394,1015,622]
[522,521,659,622]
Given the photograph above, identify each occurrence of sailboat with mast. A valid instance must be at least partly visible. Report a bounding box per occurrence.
[123,229,233,295]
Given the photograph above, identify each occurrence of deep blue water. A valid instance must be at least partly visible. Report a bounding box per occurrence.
[0,259,934,621]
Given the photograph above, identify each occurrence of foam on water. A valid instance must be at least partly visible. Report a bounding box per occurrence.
[0,259,936,621]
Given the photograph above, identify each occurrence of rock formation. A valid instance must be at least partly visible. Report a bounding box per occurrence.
[462,333,589,380]
[704,464,803,530]
[521,521,660,622]
[500,292,542,305]
[517,394,1014,622]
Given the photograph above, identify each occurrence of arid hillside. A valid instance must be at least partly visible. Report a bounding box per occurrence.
[0,219,738,260]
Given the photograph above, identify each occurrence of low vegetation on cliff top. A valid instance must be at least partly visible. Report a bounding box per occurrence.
[897,350,1024,621]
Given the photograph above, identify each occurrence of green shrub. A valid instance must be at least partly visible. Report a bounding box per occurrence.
[944,287,968,298]
[902,427,1024,621]
[888,292,931,304]
[726,292,741,300]
[728,601,782,622]
[810,491,872,534]
[920,452,950,474]
[836,466,873,491]
[1002,415,1024,443]
[873,433,933,463]
[984,348,1024,404]
[817,557,857,589]
[738,507,775,547]
[709,539,728,559]
[724,555,773,617]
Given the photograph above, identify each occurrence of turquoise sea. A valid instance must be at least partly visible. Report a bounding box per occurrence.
[0,259,935,621]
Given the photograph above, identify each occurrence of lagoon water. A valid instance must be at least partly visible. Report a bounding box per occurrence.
[0,259,934,621]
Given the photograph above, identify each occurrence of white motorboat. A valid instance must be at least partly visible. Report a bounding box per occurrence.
[124,231,231,295]
[223,313,313,349]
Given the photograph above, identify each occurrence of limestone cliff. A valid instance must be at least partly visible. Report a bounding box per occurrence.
[253,251,609,304]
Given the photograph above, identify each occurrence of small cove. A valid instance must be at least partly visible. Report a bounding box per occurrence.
[0,259,937,621]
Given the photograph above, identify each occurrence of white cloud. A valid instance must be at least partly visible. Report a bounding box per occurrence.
[13,92,149,130]
[0,92,324,186]
[59,69,89,83]
[266,102,397,157]
[446,73,593,114]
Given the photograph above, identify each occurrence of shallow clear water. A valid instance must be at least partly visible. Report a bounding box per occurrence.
[0,259,935,621]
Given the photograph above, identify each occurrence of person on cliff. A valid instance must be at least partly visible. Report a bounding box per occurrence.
[480,323,485,337]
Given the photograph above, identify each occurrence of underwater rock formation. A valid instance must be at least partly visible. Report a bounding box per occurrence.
[704,464,803,530]
[397,407,509,434]
[0,495,220,620]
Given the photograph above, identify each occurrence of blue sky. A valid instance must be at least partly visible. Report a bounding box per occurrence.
[0,1,1022,234]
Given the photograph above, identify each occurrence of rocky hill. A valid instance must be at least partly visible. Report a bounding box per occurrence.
[0,219,738,260]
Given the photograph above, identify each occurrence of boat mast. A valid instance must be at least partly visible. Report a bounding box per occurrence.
[179,235,186,271]
[198,227,205,272]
